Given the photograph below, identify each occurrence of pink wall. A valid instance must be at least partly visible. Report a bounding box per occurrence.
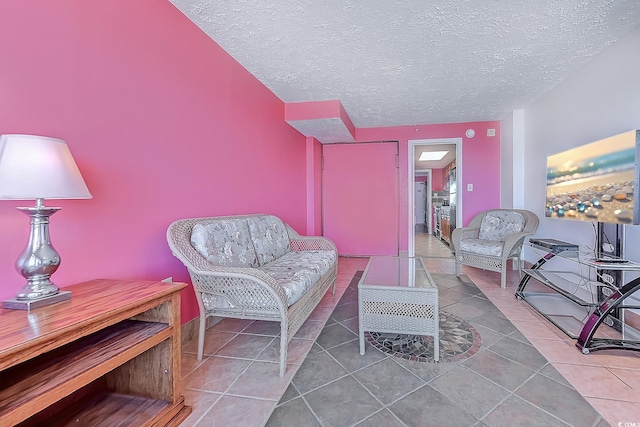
[306,137,323,235]
[356,122,501,252]
[415,176,427,183]
[0,1,308,323]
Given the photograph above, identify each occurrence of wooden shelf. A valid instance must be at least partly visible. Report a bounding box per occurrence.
[0,279,191,426]
[18,391,190,427]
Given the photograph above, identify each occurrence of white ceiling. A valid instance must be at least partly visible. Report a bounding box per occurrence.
[170,0,640,133]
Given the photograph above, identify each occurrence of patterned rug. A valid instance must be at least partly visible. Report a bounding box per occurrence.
[365,311,482,363]
[354,269,483,363]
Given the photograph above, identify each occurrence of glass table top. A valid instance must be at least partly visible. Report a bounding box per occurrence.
[359,256,436,289]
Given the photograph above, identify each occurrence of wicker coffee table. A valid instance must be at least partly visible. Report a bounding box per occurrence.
[358,256,439,360]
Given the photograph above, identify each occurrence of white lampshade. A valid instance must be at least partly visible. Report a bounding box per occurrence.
[0,134,92,200]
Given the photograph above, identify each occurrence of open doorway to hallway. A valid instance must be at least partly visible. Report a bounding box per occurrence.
[415,225,454,258]
[408,138,462,258]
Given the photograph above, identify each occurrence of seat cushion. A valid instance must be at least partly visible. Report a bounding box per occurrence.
[248,215,291,265]
[190,219,259,267]
[258,250,336,306]
[459,238,504,257]
[478,211,525,241]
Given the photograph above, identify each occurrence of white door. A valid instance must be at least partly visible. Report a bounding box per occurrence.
[415,182,426,226]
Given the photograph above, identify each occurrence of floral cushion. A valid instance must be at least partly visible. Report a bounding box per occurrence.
[191,219,259,267]
[248,215,291,266]
[459,238,504,257]
[258,250,337,306]
[478,211,525,242]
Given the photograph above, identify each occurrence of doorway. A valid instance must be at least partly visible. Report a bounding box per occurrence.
[414,170,431,233]
[408,138,462,258]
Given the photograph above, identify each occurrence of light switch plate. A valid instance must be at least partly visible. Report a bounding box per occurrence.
[467,183,473,191]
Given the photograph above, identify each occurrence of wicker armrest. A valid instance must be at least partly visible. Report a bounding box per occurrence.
[286,224,338,253]
[452,227,480,250]
[190,264,277,286]
[502,231,535,258]
[189,265,289,311]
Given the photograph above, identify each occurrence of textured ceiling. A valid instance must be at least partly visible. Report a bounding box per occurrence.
[170,0,640,129]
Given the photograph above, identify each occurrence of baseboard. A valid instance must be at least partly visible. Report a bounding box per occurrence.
[180,315,222,346]
[180,317,198,346]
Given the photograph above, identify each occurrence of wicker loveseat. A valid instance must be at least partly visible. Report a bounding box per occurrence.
[166,214,337,377]
[452,209,539,288]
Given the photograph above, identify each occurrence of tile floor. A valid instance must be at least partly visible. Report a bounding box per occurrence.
[179,256,369,426]
[179,231,640,426]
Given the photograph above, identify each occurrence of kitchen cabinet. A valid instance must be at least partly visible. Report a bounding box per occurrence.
[441,215,451,245]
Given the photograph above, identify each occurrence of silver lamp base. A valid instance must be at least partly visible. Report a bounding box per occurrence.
[5,199,71,310]
[3,290,71,310]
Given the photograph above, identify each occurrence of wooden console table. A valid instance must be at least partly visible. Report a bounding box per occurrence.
[0,279,192,426]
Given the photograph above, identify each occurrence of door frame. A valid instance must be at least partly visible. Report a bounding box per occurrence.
[408,138,462,257]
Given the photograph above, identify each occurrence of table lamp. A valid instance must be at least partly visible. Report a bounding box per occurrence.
[0,134,92,310]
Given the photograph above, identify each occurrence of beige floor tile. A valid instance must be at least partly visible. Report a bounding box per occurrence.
[257,337,314,365]
[609,366,640,392]
[528,338,603,366]
[180,389,222,427]
[182,331,237,357]
[208,317,253,333]
[588,350,640,370]
[294,319,325,340]
[307,306,334,322]
[182,352,208,379]
[196,395,274,427]
[214,333,274,359]
[183,356,252,392]
[497,306,542,322]
[318,290,345,307]
[555,363,640,402]
[586,396,640,426]
[511,318,571,341]
[226,360,296,399]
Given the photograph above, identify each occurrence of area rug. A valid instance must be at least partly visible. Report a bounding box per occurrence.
[365,311,482,363]
[351,271,482,363]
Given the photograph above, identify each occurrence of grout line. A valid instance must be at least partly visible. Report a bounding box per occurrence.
[189,391,224,427]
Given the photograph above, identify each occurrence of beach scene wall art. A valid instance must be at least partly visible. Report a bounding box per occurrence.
[545,129,639,225]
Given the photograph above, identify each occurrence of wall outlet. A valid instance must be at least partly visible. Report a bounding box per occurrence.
[487,128,496,137]
[162,277,173,283]
[602,274,615,285]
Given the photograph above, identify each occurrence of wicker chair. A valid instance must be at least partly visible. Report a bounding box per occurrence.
[451,209,539,288]
[167,214,337,377]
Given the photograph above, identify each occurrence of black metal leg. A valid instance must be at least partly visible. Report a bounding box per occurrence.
[516,252,556,296]
[576,276,640,353]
